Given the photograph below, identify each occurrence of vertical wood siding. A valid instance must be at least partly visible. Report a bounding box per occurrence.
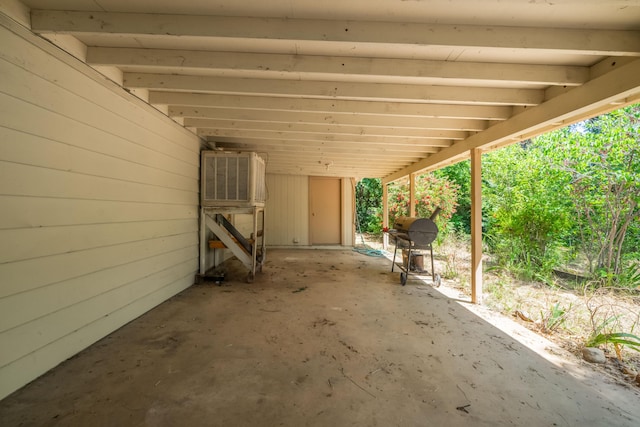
[342,178,355,246]
[265,174,309,246]
[265,174,354,247]
[0,18,201,399]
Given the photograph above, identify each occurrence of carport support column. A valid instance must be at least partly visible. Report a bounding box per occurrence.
[471,148,483,304]
[382,182,389,249]
[409,173,417,216]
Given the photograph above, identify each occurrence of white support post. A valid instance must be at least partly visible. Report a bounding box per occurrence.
[199,207,207,275]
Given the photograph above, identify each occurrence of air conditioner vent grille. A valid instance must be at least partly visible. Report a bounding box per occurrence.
[201,151,265,208]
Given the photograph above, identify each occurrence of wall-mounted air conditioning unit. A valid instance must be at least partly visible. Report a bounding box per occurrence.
[201,151,266,208]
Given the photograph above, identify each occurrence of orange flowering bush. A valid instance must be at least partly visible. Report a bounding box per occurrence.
[388,173,460,234]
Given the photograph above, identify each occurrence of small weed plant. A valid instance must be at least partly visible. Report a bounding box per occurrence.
[540,302,572,334]
[583,285,640,359]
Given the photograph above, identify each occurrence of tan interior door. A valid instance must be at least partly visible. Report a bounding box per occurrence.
[309,177,341,245]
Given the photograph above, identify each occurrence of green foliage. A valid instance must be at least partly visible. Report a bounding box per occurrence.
[540,302,571,333]
[536,105,640,285]
[482,141,572,277]
[387,173,460,236]
[355,178,383,233]
[586,332,640,353]
[355,106,639,290]
[619,263,640,289]
[435,161,471,233]
[481,104,640,285]
[583,291,640,358]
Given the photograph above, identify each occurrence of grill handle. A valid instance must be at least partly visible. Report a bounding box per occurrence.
[429,207,442,221]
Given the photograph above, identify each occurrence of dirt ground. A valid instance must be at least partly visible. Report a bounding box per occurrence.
[1,249,639,426]
[427,233,640,388]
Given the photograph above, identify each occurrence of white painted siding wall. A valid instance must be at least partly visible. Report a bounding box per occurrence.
[0,15,201,399]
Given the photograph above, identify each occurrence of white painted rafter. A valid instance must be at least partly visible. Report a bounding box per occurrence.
[21,6,640,180]
[149,92,513,120]
[198,128,456,147]
[383,59,640,183]
[207,137,445,153]
[31,11,640,57]
[184,118,468,138]
[87,47,589,87]
[171,108,488,131]
[125,73,543,105]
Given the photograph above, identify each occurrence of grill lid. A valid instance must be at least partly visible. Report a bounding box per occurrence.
[393,216,438,246]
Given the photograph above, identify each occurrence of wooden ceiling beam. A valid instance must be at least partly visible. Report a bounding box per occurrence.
[383,58,640,183]
[195,125,468,142]
[176,110,488,131]
[124,73,544,106]
[88,47,588,86]
[213,141,439,156]
[32,10,640,57]
[149,92,513,120]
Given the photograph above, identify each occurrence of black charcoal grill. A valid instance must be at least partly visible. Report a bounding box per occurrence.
[388,208,441,286]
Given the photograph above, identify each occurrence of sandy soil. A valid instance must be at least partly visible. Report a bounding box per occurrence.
[427,234,640,390]
[1,249,639,426]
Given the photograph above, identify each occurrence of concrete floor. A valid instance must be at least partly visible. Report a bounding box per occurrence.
[1,249,638,426]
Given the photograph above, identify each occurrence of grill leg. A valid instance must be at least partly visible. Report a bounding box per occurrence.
[392,245,397,272]
[430,244,435,282]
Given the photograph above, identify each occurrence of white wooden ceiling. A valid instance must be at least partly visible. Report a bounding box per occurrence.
[19,0,640,180]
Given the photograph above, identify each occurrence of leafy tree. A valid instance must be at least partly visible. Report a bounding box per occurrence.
[481,104,639,286]
[355,105,639,289]
[482,141,572,275]
[537,105,640,281]
[435,160,471,233]
[387,173,459,234]
[355,178,383,233]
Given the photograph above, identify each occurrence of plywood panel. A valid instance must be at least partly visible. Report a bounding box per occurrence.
[0,17,202,399]
[264,174,309,246]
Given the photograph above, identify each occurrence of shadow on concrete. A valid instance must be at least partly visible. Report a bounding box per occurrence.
[1,249,638,426]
